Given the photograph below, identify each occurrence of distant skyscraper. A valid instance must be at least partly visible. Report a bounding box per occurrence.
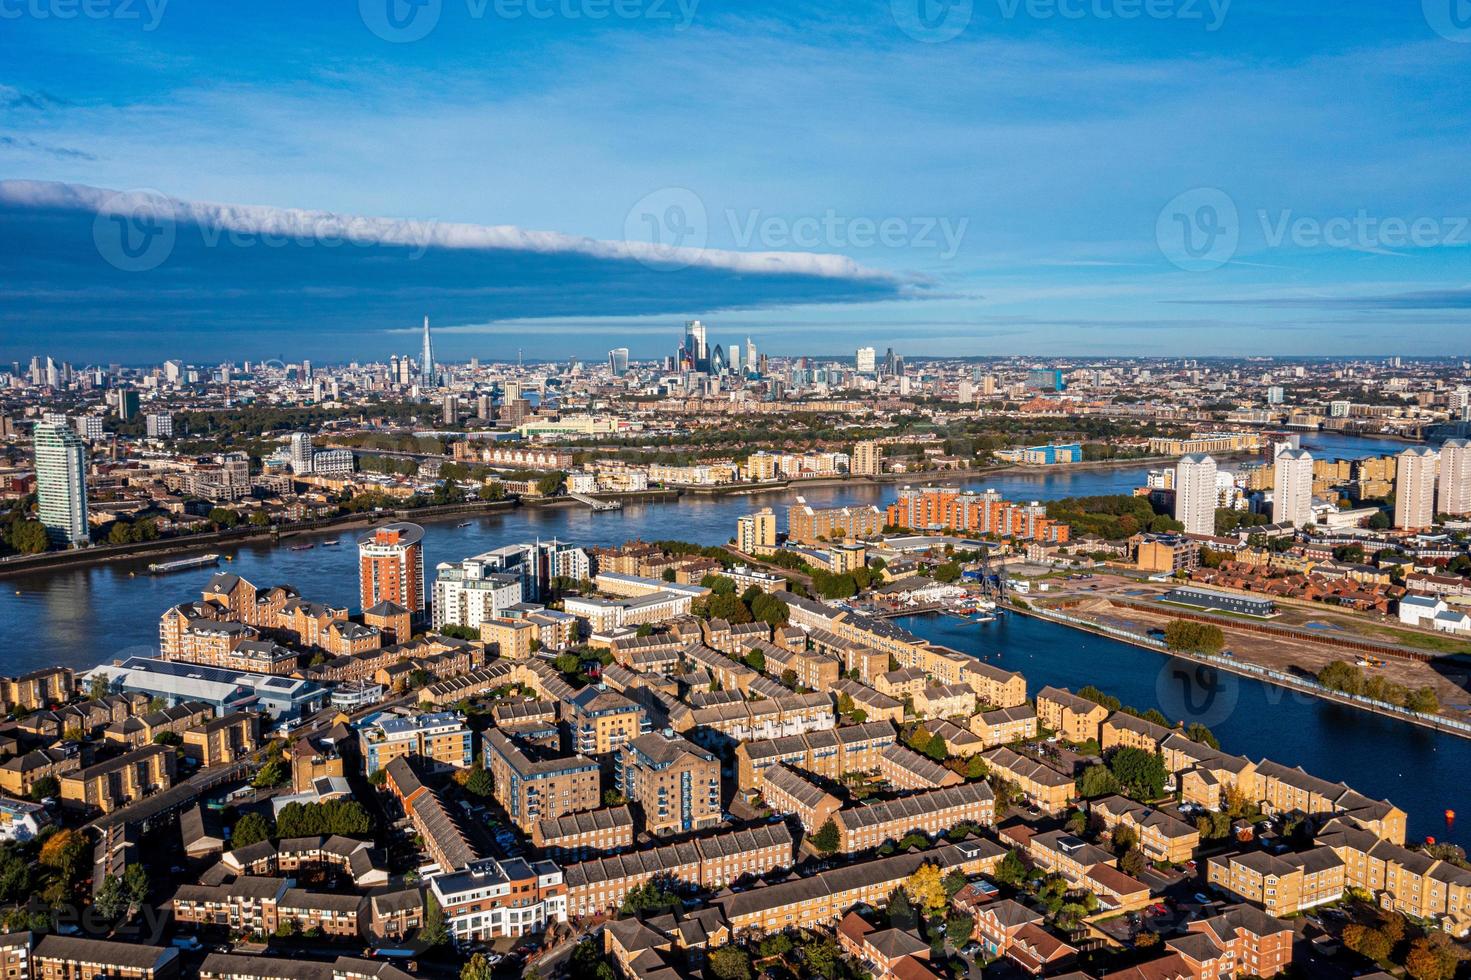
[145,412,173,439]
[421,316,435,387]
[441,393,459,426]
[358,522,426,616]
[112,389,139,420]
[1174,453,1218,536]
[1395,447,1439,529]
[683,320,709,371]
[289,432,314,474]
[745,337,758,375]
[1273,448,1314,527]
[608,348,630,375]
[34,417,89,545]
[855,347,877,373]
[1439,439,1471,517]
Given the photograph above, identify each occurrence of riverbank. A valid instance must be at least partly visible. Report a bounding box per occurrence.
[1006,602,1471,740]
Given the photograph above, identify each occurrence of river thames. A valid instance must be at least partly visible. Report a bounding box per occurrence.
[3,430,1460,843]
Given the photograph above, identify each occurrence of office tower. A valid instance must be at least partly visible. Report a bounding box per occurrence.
[421,316,435,387]
[608,348,630,375]
[289,432,314,474]
[112,389,139,420]
[441,393,459,425]
[33,417,89,545]
[1273,448,1314,527]
[1439,439,1471,516]
[144,413,173,439]
[1395,447,1440,529]
[745,337,758,374]
[710,344,728,376]
[683,320,709,372]
[163,359,183,385]
[855,347,877,373]
[1174,453,1218,536]
[389,355,400,385]
[736,508,777,554]
[852,440,882,477]
[301,359,312,381]
[358,522,426,616]
[728,343,743,376]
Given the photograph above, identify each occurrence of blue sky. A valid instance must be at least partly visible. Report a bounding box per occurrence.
[2,0,1470,363]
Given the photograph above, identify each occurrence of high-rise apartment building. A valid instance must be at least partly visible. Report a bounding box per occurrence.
[1395,447,1440,529]
[736,507,777,555]
[34,417,89,545]
[1272,448,1314,527]
[852,440,882,477]
[358,522,426,616]
[289,432,314,474]
[1438,439,1471,517]
[145,412,173,439]
[1173,453,1218,536]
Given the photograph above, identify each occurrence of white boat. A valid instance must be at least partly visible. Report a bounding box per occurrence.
[148,553,221,575]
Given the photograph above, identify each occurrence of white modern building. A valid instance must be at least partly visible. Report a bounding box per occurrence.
[34,416,89,545]
[1174,453,1218,536]
[432,556,524,630]
[1395,447,1440,530]
[1272,448,1314,527]
[1438,438,1470,517]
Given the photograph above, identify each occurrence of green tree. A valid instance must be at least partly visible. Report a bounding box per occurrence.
[708,948,753,980]
[812,819,840,854]
[253,758,288,788]
[463,766,494,798]
[1163,620,1224,654]
[9,521,49,554]
[1185,723,1220,748]
[461,954,494,980]
[1107,748,1168,800]
[420,892,448,946]
[886,888,916,929]
[1077,764,1120,798]
[231,812,273,848]
[992,849,1027,887]
[27,775,59,801]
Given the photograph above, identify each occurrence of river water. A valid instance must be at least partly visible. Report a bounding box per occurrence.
[3,432,1458,840]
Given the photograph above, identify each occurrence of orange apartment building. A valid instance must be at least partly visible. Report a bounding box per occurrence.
[787,498,884,545]
[1036,687,1110,744]
[357,523,425,618]
[886,487,1070,542]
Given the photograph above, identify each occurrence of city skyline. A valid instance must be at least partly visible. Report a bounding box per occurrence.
[3,3,1470,361]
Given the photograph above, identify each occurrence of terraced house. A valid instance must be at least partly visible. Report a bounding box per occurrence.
[531,805,635,859]
[60,744,174,813]
[735,722,896,792]
[1090,796,1200,865]
[1206,847,1346,916]
[979,747,1076,813]
[833,782,994,853]
[1035,687,1109,745]
[759,763,842,833]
